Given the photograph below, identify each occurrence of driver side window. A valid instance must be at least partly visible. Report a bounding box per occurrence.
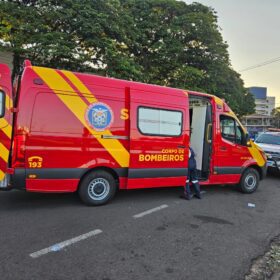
[220,115,245,145]
[235,123,243,145]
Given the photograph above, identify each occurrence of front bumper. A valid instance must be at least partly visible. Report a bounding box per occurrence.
[266,159,280,171]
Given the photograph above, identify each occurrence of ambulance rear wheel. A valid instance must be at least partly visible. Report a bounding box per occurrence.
[239,168,259,193]
[79,170,117,206]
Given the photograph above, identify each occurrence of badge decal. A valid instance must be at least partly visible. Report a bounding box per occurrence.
[86,102,114,131]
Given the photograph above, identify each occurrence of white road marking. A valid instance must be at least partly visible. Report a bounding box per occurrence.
[30,229,102,258]
[133,204,169,219]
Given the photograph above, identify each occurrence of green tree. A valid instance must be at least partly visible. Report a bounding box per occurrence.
[120,0,254,115]
[272,107,280,128]
[0,0,255,116]
[0,0,142,79]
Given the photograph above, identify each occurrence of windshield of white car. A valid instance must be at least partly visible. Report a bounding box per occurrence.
[255,134,280,145]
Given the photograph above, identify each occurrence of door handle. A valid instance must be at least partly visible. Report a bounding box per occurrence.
[206,123,212,143]
[177,145,186,149]
[220,146,227,151]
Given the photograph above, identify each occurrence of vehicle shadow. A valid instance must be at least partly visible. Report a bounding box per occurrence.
[0,183,255,211]
[0,190,81,211]
[113,184,239,204]
[267,170,280,179]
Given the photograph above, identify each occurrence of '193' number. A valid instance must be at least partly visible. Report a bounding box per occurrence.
[28,156,43,168]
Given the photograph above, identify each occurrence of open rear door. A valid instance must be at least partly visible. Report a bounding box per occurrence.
[201,103,212,178]
[0,63,13,187]
[189,96,212,180]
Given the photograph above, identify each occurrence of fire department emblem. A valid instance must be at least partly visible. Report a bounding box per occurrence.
[86,102,114,131]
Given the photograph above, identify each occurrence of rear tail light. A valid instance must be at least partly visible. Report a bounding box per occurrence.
[12,134,26,167]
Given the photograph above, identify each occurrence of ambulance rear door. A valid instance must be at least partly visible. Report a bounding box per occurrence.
[0,64,13,187]
[127,87,188,189]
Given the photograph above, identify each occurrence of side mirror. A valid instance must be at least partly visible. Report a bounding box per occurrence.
[245,133,251,147]
[0,91,5,118]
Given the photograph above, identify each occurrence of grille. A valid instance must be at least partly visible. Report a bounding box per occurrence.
[264,150,280,161]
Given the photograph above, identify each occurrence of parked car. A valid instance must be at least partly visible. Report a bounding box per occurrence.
[255,132,280,172]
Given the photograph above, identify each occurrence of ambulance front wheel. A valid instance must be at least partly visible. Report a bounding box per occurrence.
[239,168,260,193]
[78,170,117,206]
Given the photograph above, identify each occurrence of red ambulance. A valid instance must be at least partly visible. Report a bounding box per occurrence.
[0,61,267,205]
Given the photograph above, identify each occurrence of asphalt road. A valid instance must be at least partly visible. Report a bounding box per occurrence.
[0,173,280,280]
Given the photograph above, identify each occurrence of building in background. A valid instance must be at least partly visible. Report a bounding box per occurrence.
[242,87,275,139]
[248,87,275,115]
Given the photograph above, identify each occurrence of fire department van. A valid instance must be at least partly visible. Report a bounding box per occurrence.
[0,61,267,205]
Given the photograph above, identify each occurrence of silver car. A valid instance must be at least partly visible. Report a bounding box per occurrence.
[255,132,280,171]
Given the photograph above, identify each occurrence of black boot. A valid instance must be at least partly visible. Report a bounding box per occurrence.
[193,183,201,199]
[180,192,193,200]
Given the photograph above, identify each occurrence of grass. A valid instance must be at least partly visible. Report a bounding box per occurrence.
[246,236,280,280]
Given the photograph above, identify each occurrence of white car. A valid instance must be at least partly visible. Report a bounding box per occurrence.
[255,132,280,171]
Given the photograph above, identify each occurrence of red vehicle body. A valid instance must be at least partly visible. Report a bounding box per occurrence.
[0,61,267,205]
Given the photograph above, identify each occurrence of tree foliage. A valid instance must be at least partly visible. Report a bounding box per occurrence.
[272,107,280,128]
[0,0,255,116]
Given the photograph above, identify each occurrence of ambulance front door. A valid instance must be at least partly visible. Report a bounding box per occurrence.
[215,114,248,178]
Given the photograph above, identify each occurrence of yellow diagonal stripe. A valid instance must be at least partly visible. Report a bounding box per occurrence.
[248,142,266,167]
[0,169,5,181]
[0,143,9,162]
[5,94,12,110]
[61,70,97,104]
[33,67,129,167]
[0,118,12,138]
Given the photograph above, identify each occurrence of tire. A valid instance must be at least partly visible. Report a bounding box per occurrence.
[238,168,260,193]
[78,170,117,206]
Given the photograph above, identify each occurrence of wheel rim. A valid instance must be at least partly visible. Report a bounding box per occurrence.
[245,173,257,190]
[88,178,110,201]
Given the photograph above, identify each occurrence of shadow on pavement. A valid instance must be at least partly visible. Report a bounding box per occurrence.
[0,175,274,210]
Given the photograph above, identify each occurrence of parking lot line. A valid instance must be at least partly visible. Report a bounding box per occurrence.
[29,229,102,258]
[133,204,169,219]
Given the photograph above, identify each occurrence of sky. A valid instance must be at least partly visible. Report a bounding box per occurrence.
[184,0,280,106]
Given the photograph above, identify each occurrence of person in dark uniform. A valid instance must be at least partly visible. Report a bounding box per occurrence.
[181,147,201,200]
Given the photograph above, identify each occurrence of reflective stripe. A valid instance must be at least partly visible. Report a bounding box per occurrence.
[186,180,189,183]
[0,94,12,181]
[5,94,12,110]
[32,67,130,167]
[0,118,12,138]
[61,70,97,104]
[248,143,266,167]
[192,180,198,183]
[214,96,224,106]
[0,143,9,162]
[0,169,5,181]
